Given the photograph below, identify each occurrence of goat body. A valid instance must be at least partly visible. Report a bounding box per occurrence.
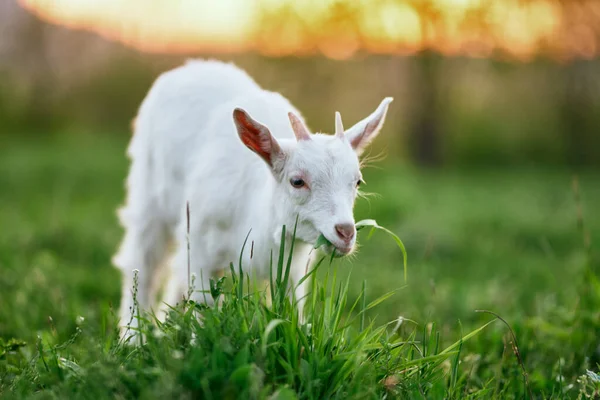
[114,60,392,333]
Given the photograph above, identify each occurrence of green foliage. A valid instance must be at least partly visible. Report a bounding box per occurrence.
[1,134,599,398]
[1,217,492,399]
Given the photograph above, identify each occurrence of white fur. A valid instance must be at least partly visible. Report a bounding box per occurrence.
[113,60,392,335]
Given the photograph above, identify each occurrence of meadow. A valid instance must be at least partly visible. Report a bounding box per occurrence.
[1,133,599,398]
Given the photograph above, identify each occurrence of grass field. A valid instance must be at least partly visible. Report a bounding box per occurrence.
[1,133,599,398]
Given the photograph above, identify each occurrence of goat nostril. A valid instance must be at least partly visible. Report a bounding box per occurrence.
[335,223,355,242]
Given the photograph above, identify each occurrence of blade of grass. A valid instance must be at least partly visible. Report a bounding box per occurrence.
[475,310,533,400]
[356,219,408,282]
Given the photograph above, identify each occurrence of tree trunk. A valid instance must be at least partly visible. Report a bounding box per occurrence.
[409,51,442,166]
[561,60,597,166]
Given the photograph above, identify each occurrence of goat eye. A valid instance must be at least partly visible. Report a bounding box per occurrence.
[290,178,305,188]
[356,179,363,188]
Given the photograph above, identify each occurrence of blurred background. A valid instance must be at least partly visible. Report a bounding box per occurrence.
[2,0,600,165]
[1,0,600,392]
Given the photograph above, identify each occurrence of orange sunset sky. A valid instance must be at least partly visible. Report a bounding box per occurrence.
[18,0,600,60]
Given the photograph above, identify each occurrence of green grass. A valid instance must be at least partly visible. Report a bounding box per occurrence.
[1,133,599,398]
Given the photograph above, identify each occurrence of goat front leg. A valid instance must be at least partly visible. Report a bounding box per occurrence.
[289,243,315,324]
[160,220,220,311]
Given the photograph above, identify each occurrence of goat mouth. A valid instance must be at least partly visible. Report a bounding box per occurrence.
[314,232,353,257]
[334,249,352,258]
[330,244,353,257]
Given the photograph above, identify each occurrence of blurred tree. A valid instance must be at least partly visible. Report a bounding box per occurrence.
[0,0,53,130]
[407,0,444,165]
[408,51,443,166]
[554,1,600,166]
[561,60,598,166]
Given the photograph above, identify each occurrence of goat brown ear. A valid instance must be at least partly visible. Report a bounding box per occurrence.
[344,97,393,155]
[233,108,282,167]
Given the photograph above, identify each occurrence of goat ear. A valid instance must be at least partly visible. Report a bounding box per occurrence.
[233,108,282,167]
[344,97,393,155]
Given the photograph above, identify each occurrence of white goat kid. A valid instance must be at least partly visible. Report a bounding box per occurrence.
[113,60,392,336]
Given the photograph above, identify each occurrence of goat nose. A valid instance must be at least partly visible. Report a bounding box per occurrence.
[335,223,355,242]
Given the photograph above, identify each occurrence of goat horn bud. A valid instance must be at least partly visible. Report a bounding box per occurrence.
[335,111,344,138]
[288,112,311,141]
